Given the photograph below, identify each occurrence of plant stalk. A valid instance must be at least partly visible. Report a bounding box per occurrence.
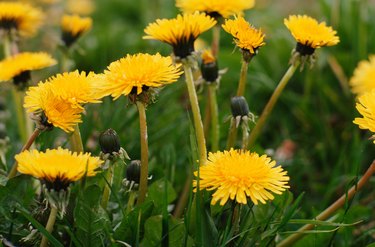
[40,206,58,247]
[226,119,238,149]
[241,123,249,150]
[126,191,137,214]
[277,161,375,247]
[136,101,149,205]
[11,89,28,143]
[69,124,84,153]
[208,84,219,151]
[101,160,114,209]
[8,128,40,179]
[211,24,221,57]
[247,62,300,148]
[236,59,249,97]
[183,63,207,164]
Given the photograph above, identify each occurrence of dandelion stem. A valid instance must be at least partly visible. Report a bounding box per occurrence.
[211,24,221,57]
[236,59,249,97]
[12,89,28,143]
[126,191,137,214]
[226,119,237,149]
[7,128,40,179]
[173,170,192,218]
[136,101,149,205]
[277,160,375,247]
[247,62,300,148]
[101,160,114,209]
[241,123,249,150]
[208,84,219,151]
[69,124,84,153]
[183,63,207,164]
[40,205,58,247]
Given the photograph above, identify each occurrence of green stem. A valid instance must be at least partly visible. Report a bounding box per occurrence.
[101,160,114,209]
[136,101,149,205]
[236,60,249,97]
[7,128,40,179]
[241,123,249,151]
[247,62,300,148]
[277,161,375,247]
[211,25,221,57]
[183,63,207,165]
[69,124,84,153]
[40,206,58,247]
[172,170,192,218]
[208,84,219,151]
[229,203,241,246]
[126,191,137,214]
[226,119,238,149]
[3,33,11,57]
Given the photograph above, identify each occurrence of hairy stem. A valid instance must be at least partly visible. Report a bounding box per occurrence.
[136,101,149,205]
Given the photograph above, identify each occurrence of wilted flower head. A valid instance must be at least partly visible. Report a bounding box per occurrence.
[101,53,183,101]
[284,15,339,58]
[61,14,92,47]
[144,12,216,59]
[0,52,56,88]
[350,55,375,96]
[353,90,375,143]
[222,16,265,60]
[176,0,255,19]
[194,149,290,205]
[0,2,44,37]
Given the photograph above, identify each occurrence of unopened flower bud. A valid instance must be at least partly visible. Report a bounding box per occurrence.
[231,96,250,117]
[99,129,121,154]
[201,50,218,83]
[126,160,141,184]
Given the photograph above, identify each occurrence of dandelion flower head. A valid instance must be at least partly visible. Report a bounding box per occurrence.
[61,14,92,47]
[144,12,216,59]
[350,55,375,96]
[102,53,183,99]
[0,52,56,84]
[24,82,84,132]
[194,149,290,206]
[353,90,375,143]
[176,0,255,18]
[284,15,339,55]
[15,147,102,189]
[222,16,265,54]
[0,2,43,37]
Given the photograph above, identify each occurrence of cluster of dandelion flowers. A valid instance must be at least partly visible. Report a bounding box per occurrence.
[176,0,255,19]
[284,15,339,56]
[350,56,375,96]
[0,52,56,88]
[61,14,92,47]
[194,149,290,205]
[24,82,84,132]
[222,16,265,59]
[101,53,183,100]
[353,90,375,143]
[144,12,216,59]
[0,2,43,37]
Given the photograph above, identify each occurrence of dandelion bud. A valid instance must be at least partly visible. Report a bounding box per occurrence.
[126,160,141,184]
[201,50,218,83]
[99,129,121,154]
[231,96,250,118]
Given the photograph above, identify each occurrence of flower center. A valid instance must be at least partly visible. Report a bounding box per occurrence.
[296,42,315,56]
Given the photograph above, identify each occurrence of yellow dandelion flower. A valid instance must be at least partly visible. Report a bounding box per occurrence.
[61,14,92,47]
[222,16,265,54]
[102,53,183,99]
[24,83,84,132]
[353,90,375,142]
[15,147,102,188]
[194,149,290,206]
[44,70,105,107]
[144,12,217,58]
[350,56,375,96]
[0,52,56,84]
[0,2,43,37]
[66,0,95,16]
[284,15,339,55]
[202,49,216,64]
[176,0,255,18]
